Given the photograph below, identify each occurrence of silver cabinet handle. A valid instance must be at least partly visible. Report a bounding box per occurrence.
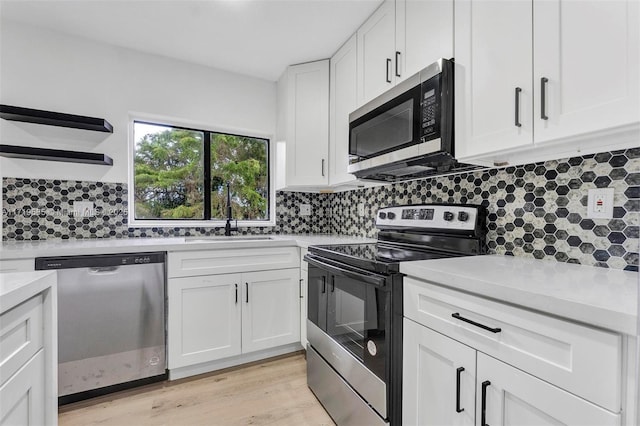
[395,51,401,77]
[299,278,304,299]
[515,87,522,127]
[321,159,325,177]
[540,77,549,120]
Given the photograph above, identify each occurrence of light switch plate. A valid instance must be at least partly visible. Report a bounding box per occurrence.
[300,204,311,216]
[587,188,614,219]
[73,201,95,217]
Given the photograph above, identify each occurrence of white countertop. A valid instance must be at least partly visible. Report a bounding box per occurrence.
[401,255,638,335]
[0,270,57,313]
[0,234,375,260]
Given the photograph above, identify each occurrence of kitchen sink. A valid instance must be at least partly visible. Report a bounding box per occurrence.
[185,236,274,243]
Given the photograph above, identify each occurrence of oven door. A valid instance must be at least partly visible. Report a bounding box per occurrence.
[305,254,389,381]
[327,272,388,382]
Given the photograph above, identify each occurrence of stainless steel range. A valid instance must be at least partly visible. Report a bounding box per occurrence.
[304,203,487,425]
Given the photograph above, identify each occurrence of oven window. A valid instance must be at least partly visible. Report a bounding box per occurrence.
[328,275,387,381]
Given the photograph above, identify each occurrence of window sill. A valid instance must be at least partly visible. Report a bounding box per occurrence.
[127,219,276,228]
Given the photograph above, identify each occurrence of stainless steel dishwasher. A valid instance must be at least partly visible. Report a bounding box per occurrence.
[35,252,166,404]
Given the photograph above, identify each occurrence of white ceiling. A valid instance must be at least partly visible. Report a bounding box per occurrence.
[0,0,382,81]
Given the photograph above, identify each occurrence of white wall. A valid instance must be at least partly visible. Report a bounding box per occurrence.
[0,20,277,184]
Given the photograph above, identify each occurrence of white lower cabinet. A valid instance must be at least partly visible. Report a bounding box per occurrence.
[0,274,56,426]
[168,267,300,371]
[168,274,242,369]
[0,350,45,426]
[300,248,309,349]
[403,319,475,426]
[241,269,300,353]
[404,318,621,426]
[478,353,619,426]
[403,278,625,425]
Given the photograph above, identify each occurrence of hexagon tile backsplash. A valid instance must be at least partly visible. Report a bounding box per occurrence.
[2,148,639,271]
[331,148,639,271]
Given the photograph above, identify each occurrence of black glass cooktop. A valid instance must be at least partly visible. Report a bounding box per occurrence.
[308,242,465,274]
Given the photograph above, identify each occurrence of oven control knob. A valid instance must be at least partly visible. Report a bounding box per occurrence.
[443,211,455,221]
[458,211,469,222]
[387,212,396,220]
[379,212,387,219]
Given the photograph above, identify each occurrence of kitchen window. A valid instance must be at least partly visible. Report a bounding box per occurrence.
[130,120,272,226]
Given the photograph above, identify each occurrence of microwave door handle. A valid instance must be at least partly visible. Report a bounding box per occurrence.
[304,257,386,287]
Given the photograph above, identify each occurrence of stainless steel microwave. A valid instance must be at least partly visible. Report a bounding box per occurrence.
[348,58,479,182]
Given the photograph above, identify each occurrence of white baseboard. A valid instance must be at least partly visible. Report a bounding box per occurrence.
[168,343,303,380]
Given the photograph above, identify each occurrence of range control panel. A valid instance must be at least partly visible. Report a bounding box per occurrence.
[376,205,479,231]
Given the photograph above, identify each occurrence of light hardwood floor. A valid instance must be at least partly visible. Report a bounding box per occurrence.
[59,353,335,426]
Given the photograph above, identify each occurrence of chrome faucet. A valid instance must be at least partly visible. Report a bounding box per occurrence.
[224,182,238,237]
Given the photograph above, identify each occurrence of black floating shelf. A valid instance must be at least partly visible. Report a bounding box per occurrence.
[0,104,113,133]
[0,145,113,165]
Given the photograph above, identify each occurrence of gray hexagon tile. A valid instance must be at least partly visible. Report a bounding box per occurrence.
[2,147,639,271]
[331,148,638,271]
[2,179,330,240]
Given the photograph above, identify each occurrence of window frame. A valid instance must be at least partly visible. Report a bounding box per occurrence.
[127,114,276,228]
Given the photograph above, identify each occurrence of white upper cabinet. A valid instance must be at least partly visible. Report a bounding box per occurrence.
[533,0,640,144]
[455,0,639,165]
[357,0,396,105]
[357,0,454,106]
[454,0,534,158]
[395,0,454,83]
[329,34,358,186]
[277,60,329,188]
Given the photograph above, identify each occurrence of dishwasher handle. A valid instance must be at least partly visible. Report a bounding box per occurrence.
[88,266,120,275]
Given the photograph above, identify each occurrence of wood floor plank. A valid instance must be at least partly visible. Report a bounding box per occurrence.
[58,353,335,426]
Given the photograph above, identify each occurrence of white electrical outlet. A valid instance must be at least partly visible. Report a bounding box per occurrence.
[300,204,311,216]
[357,203,365,217]
[73,201,95,217]
[587,188,614,219]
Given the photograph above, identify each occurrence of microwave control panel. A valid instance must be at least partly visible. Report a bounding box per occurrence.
[420,75,441,140]
[376,205,478,231]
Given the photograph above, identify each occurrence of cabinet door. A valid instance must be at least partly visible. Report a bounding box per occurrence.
[329,34,358,186]
[478,353,620,426]
[403,319,475,426]
[167,274,241,369]
[454,0,533,159]
[241,269,300,353]
[0,350,45,426]
[357,0,396,105]
[300,249,309,348]
[395,0,453,82]
[285,60,329,186]
[533,0,639,144]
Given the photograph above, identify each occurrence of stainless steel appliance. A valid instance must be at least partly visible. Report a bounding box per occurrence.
[348,59,481,182]
[304,204,487,425]
[35,252,167,404]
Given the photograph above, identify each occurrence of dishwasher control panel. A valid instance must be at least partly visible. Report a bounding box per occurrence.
[35,252,166,270]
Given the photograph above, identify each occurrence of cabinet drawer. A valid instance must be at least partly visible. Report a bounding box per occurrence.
[0,349,45,426]
[0,259,34,273]
[404,278,622,412]
[0,296,44,385]
[168,247,299,278]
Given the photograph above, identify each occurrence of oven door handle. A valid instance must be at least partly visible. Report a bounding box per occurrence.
[304,256,386,287]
